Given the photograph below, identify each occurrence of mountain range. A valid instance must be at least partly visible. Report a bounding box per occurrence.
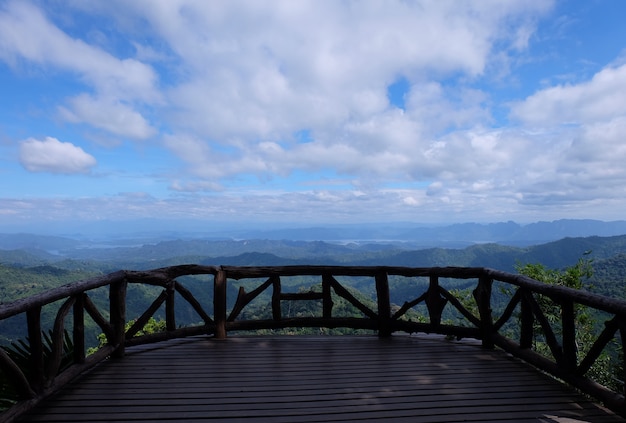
[2,219,626,254]
[2,220,625,345]
[1,220,626,277]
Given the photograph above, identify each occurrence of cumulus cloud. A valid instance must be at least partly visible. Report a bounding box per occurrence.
[0,1,159,101]
[1,0,553,185]
[11,1,626,224]
[504,60,626,208]
[0,0,160,143]
[510,63,626,126]
[19,137,96,174]
[117,0,553,180]
[59,94,156,140]
[168,2,534,126]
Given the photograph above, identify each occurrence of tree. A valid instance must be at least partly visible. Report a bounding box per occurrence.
[516,255,621,391]
[87,317,166,355]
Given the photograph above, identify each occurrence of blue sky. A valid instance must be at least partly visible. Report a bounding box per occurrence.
[1,0,626,234]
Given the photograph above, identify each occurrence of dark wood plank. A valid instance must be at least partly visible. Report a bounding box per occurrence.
[20,335,623,422]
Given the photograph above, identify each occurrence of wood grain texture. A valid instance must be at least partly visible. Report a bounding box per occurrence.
[20,335,623,422]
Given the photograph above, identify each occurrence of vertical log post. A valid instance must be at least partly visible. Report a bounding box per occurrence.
[520,289,534,349]
[322,274,333,319]
[375,271,391,338]
[73,293,85,364]
[165,279,176,332]
[473,276,494,349]
[619,321,626,400]
[426,275,446,327]
[214,270,227,339]
[561,299,577,372]
[26,307,45,393]
[109,279,127,358]
[271,275,281,321]
[46,297,75,382]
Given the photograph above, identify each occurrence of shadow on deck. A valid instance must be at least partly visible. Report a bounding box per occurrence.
[19,335,623,423]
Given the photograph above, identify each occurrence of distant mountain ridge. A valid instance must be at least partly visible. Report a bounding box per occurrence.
[238,219,626,246]
[2,219,626,253]
[3,232,626,274]
[2,233,625,313]
[3,224,626,349]
[1,219,626,274]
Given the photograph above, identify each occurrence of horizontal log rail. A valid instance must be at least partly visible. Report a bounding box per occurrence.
[0,265,625,421]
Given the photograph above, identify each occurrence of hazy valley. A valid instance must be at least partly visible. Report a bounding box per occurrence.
[2,219,626,347]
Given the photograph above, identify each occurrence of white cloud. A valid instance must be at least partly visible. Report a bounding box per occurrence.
[564,118,626,165]
[1,0,553,184]
[59,94,156,140]
[5,176,622,230]
[0,1,159,102]
[169,180,223,193]
[0,1,160,145]
[502,60,626,209]
[16,1,626,226]
[19,137,97,174]
[162,134,225,180]
[511,63,626,125]
[120,0,553,177]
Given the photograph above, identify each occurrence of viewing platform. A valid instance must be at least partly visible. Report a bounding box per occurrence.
[1,265,625,422]
[18,335,624,422]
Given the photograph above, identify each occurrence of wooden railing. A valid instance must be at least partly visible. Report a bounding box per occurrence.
[1,265,625,421]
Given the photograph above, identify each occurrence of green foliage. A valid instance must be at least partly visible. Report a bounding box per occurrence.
[616,345,625,394]
[0,264,96,304]
[234,282,379,335]
[0,378,15,411]
[2,236,626,404]
[588,253,626,299]
[2,235,626,346]
[0,330,74,411]
[233,280,429,335]
[446,287,477,327]
[516,254,593,290]
[0,264,100,346]
[88,317,167,355]
[516,255,622,391]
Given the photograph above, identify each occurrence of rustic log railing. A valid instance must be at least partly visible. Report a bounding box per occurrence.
[0,265,625,421]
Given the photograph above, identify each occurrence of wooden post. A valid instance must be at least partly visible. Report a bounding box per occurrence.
[561,299,577,372]
[109,279,127,358]
[322,274,333,319]
[426,275,446,327]
[46,297,75,382]
[520,290,533,349]
[619,321,626,400]
[165,279,176,332]
[26,307,44,393]
[214,270,227,339]
[375,271,391,337]
[271,275,281,321]
[474,276,494,349]
[73,293,85,364]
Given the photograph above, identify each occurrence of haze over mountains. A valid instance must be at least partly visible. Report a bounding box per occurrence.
[2,219,626,309]
[3,219,626,252]
[1,220,626,274]
[239,219,626,247]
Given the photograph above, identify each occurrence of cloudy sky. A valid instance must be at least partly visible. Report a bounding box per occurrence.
[1,0,626,233]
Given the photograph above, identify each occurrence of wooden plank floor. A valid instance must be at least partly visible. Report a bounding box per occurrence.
[20,335,623,422]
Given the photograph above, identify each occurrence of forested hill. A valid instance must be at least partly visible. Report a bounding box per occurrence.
[1,234,625,347]
[1,234,626,302]
[2,234,626,272]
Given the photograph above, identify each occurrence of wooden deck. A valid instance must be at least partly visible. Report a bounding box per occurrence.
[19,335,623,423]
